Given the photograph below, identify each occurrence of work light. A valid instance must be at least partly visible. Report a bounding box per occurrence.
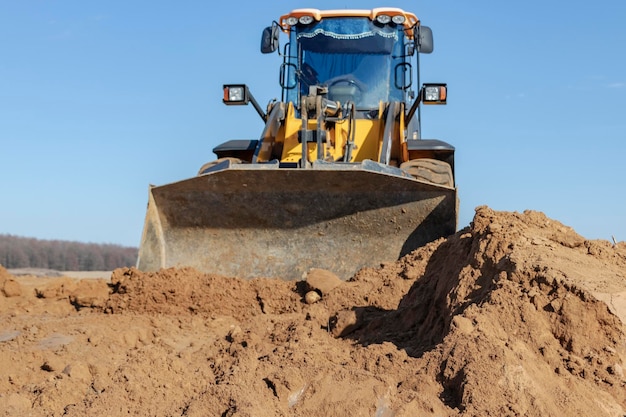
[392,15,406,24]
[421,83,447,104]
[223,85,248,105]
[376,14,391,24]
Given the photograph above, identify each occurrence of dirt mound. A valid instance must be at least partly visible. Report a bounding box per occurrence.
[105,267,303,318]
[344,207,626,414]
[1,207,626,416]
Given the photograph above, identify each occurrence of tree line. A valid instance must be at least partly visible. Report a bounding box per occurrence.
[0,234,138,271]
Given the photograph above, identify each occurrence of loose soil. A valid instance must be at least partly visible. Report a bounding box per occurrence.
[1,206,626,416]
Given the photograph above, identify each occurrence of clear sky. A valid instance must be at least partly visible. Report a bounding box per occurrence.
[1,1,625,247]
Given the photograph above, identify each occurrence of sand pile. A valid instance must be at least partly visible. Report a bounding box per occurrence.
[1,206,625,416]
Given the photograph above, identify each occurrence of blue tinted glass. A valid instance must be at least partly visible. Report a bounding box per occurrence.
[286,17,406,109]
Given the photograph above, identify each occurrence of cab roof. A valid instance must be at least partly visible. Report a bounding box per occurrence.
[279,8,420,38]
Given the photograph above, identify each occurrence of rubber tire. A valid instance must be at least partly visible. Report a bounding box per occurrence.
[400,158,454,188]
[197,157,242,176]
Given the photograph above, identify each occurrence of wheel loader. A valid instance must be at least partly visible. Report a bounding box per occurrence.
[137,8,457,280]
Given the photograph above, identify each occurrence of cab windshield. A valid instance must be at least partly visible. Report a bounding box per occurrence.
[285,17,408,110]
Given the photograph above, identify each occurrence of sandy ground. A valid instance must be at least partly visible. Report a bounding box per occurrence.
[1,206,626,416]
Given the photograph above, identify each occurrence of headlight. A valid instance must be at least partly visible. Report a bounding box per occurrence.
[227,86,244,101]
[391,15,406,24]
[223,85,248,105]
[421,83,447,105]
[424,86,441,101]
[376,14,391,24]
[285,16,298,26]
[299,15,314,25]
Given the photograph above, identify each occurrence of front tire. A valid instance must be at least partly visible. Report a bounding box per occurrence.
[400,158,454,188]
[197,157,242,176]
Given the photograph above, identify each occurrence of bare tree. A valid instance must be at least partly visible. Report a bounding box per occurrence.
[0,234,137,270]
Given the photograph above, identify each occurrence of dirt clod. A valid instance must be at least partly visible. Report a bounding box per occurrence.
[305,267,342,294]
[0,265,22,297]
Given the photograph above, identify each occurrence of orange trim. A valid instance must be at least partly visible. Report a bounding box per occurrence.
[439,86,447,101]
[279,8,420,37]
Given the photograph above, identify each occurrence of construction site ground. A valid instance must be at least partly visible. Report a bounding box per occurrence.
[1,206,626,416]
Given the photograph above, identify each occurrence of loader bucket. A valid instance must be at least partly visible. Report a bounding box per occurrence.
[137,160,457,280]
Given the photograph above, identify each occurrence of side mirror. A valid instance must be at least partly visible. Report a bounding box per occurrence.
[261,25,280,54]
[416,25,434,54]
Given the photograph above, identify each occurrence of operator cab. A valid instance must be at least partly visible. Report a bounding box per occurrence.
[263,9,428,118]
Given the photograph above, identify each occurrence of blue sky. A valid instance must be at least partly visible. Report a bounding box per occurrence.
[1,1,625,247]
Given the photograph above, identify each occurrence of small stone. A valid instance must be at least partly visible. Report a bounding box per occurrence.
[304,291,321,304]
